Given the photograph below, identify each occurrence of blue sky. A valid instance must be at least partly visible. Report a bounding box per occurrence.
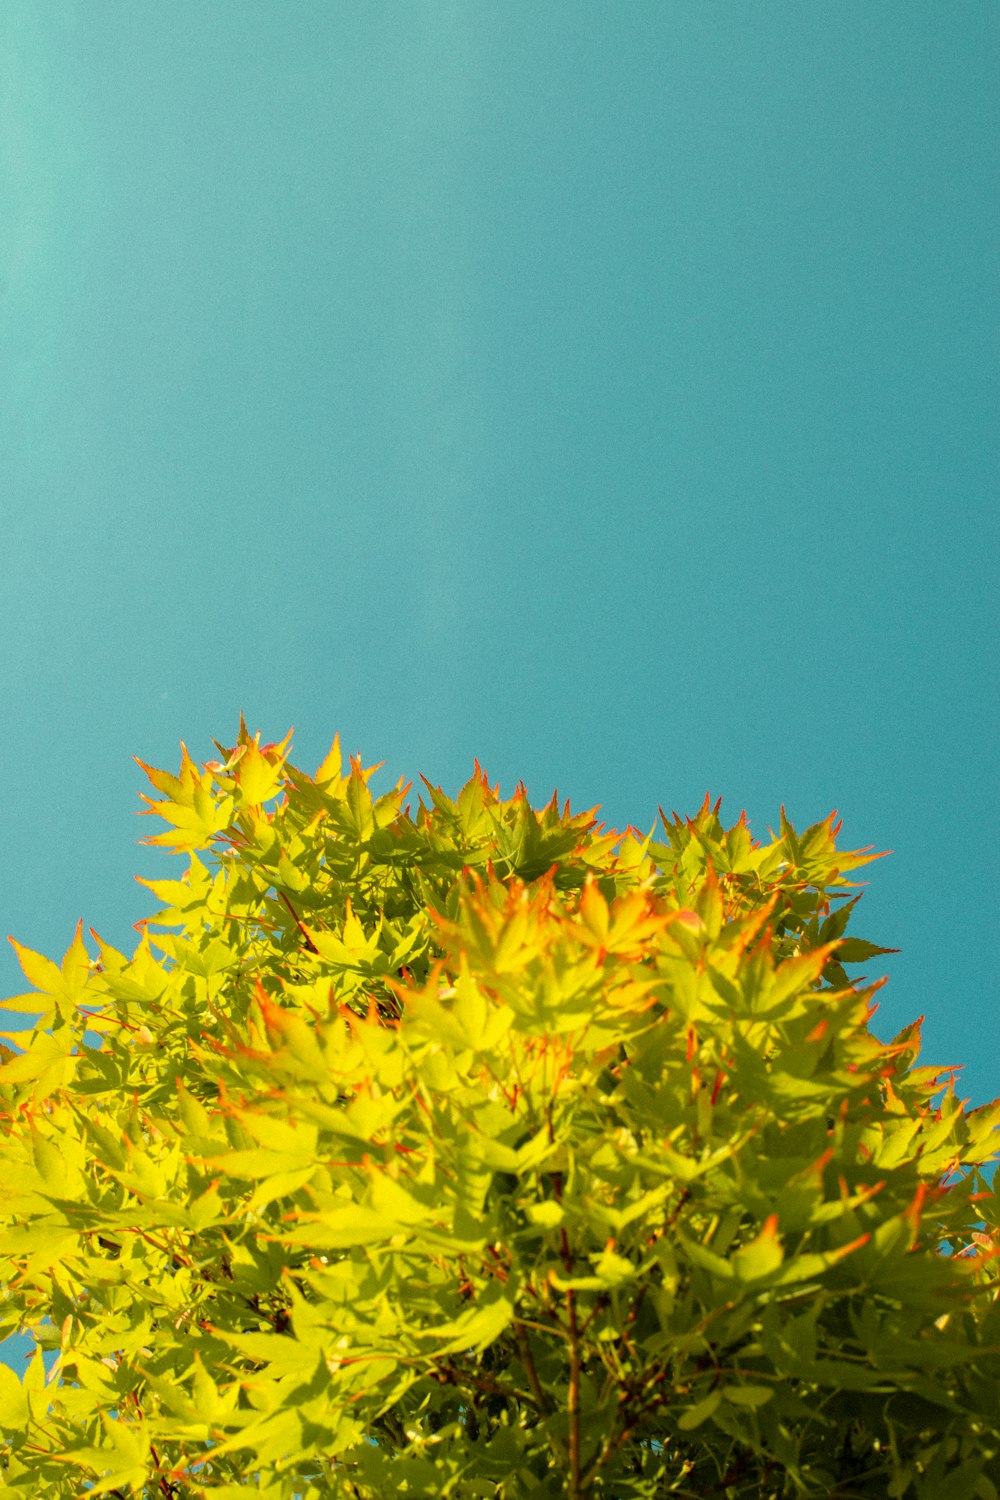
[2,0,997,1126]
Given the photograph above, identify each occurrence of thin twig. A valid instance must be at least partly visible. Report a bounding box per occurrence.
[514,1321,553,1415]
[277,890,320,954]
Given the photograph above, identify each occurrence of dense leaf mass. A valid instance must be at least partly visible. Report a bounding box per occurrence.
[0,722,997,1498]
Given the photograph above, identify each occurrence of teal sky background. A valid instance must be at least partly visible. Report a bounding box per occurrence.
[2,0,997,1132]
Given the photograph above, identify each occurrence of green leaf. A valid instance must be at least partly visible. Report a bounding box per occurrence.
[836,937,900,963]
[424,1284,514,1354]
[0,1365,29,1433]
[722,1384,774,1408]
[588,1248,639,1286]
[732,1216,784,1282]
[345,756,375,842]
[677,1391,722,1430]
[524,1201,564,1228]
[199,1145,314,1178]
[270,1205,393,1248]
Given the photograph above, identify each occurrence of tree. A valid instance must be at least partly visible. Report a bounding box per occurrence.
[0,721,997,1499]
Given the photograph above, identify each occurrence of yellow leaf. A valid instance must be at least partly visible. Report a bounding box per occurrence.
[315,734,343,786]
[8,938,64,1000]
[235,739,285,808]
[0,1364,29,1433]
[578,878,610,945]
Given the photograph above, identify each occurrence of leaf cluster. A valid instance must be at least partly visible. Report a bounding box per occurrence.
[0,722,998,1498]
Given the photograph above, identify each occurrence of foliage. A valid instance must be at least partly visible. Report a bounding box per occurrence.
[0,721,998,1499]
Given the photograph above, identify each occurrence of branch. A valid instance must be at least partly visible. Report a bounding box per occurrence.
[565,1284,583,1499]
[277,890,320,954]
[514,1321,553,1417]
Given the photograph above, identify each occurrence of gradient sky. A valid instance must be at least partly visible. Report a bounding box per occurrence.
[2,0,997,1136]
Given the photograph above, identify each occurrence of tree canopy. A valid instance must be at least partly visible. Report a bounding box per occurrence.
[0,722,998,1498]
